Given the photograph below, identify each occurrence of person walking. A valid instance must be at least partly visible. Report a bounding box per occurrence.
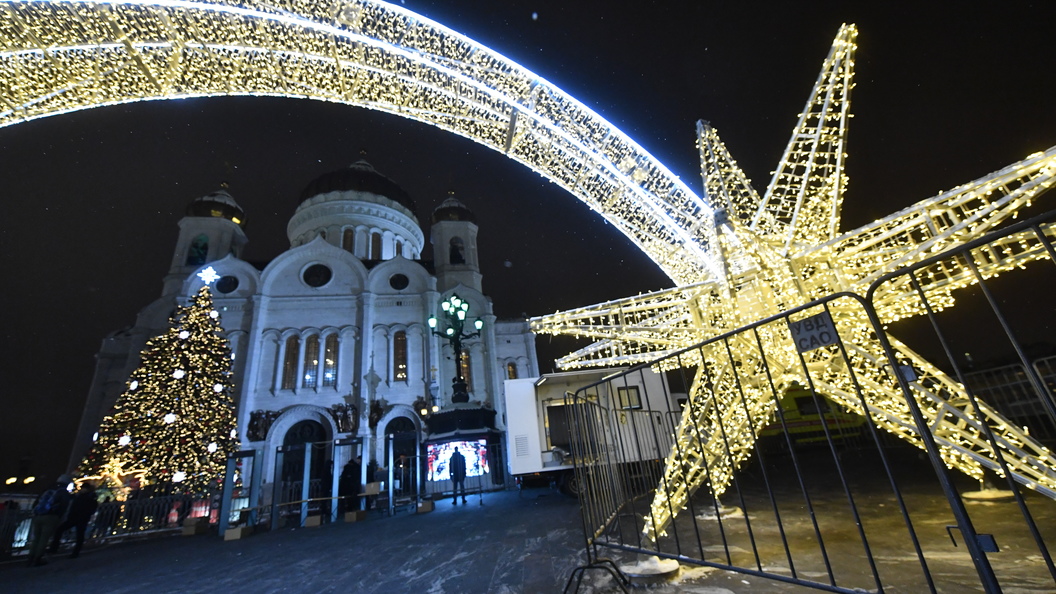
[449,447,467,505]
[26,474,73,566]
[47,481,99,558]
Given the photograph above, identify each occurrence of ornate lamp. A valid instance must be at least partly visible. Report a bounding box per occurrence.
[428,294,483,404]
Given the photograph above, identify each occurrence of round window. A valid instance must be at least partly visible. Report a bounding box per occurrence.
[215,276,239,294]
[389,273,410,291]
[303,264,333,287]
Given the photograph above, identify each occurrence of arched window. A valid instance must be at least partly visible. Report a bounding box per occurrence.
[342,228,355,252]
[459,351,472,392]
[506,361,518,380]
[186,234,209,266]
[281,335,299,390]
[449,237,465,264]
[302,335,320,389]
[395,239,403,258]
[371,232,382,259]
[393,331,408,382]
[322,334,339,387]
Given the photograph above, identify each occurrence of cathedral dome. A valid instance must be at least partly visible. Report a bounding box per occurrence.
[186,188,245,227]
[299,160,416,213]
[431,193,476,224]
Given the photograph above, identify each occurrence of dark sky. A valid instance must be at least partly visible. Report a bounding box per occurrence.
[2,1,1055,482]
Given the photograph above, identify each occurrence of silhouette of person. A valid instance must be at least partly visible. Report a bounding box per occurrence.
[26,474,72,566]
[449,447,467,505]
[48,482,98,558]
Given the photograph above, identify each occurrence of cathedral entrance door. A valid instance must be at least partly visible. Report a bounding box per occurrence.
[280,420,330,512]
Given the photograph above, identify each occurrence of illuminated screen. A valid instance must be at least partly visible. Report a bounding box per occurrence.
[427,440,489,481]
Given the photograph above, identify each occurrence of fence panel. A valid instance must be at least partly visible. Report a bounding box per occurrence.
[566,211,1056,592]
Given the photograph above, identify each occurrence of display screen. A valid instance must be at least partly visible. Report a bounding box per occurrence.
[426,439,490,481]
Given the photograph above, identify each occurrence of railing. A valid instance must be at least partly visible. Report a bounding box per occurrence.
[565,210,1056,593]
[1,494,216,558]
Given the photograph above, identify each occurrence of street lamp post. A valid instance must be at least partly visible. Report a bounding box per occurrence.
[428,294,483,404]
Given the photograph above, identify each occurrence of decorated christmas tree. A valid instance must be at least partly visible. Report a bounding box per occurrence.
[79,278,238,496]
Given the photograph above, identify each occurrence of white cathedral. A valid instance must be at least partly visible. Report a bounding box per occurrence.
[71,160,540,487]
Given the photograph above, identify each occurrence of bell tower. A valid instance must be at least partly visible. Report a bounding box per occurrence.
[163,188,248,295]
[430,193,481,294]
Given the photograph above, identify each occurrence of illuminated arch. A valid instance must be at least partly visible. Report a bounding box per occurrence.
[0,0,715,284]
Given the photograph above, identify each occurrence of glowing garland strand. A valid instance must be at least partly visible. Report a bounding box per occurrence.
[530,25,1056,538]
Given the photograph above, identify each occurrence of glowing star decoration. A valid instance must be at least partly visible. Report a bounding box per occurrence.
[213,384,224,393]
[207,442,218,453]
[179,331,190,339]
[129,381,138,391]
[173,370,185,379]
[209,311,219,319]
[530,25,1056,538]
[230,429,238,439]
[118,435,131,447]
[172,471,186,483]
[197,266,220,285]
[163,413,177,424]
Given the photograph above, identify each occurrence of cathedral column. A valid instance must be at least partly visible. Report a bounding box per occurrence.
[358,292,376,458]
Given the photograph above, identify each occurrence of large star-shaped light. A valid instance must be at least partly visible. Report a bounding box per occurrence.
[531,24,1056,537]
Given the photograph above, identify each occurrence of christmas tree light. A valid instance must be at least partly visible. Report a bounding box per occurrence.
[78,285,238,497]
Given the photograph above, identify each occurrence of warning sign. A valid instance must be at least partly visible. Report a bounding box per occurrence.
[788,311,838,353]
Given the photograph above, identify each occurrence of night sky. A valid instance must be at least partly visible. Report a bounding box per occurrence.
[2,1,1055,483]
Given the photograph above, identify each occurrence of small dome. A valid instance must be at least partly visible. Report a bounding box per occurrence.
[299,160,416,213]
[431,193,476,224]
[186,188,245,227]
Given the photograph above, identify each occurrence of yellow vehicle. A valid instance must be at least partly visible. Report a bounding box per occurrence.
[759,384,866,445]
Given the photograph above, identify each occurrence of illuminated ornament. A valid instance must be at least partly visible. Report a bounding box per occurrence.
[207,442,218,453]
[164,413,177,424]
[197,266,220,285]
[213,383,224,393]
[92,432,99,442]
[230,429,238,439]
[179,331,190,339]
[172,471,186,482]
[118,435,131,447]
[530,25,1056,537]
[129,380,138,391]
[173,369,185,379]
[209,310,219,319]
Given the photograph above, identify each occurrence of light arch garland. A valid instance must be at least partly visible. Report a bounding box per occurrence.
[4,2,1056,536]
[0,0,716,284]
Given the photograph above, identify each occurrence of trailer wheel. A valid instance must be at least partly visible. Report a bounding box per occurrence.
[559,470,583,498]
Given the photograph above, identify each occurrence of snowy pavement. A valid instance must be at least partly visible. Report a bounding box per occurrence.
[2,486,823,593]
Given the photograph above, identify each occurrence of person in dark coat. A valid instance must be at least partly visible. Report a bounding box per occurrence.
[338,456,361,513]
[26,474,73,566]
[48,482,99,558]
[449,447,467,505]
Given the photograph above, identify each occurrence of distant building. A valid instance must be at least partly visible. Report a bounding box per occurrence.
[72,160,539,486]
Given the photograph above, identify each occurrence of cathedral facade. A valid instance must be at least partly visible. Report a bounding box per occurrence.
[72,160,539,485]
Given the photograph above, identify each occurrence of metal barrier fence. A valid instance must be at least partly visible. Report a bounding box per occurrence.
[565,210,1056,593]
[963,355,1056,444]
[1,494,215,559]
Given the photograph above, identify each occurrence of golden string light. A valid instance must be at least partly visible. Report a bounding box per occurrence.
[530,25,1056,538]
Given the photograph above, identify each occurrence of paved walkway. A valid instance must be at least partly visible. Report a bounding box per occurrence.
[2,486,807,593]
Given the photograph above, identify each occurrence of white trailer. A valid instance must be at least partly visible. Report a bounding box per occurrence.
[504,367,675,495]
